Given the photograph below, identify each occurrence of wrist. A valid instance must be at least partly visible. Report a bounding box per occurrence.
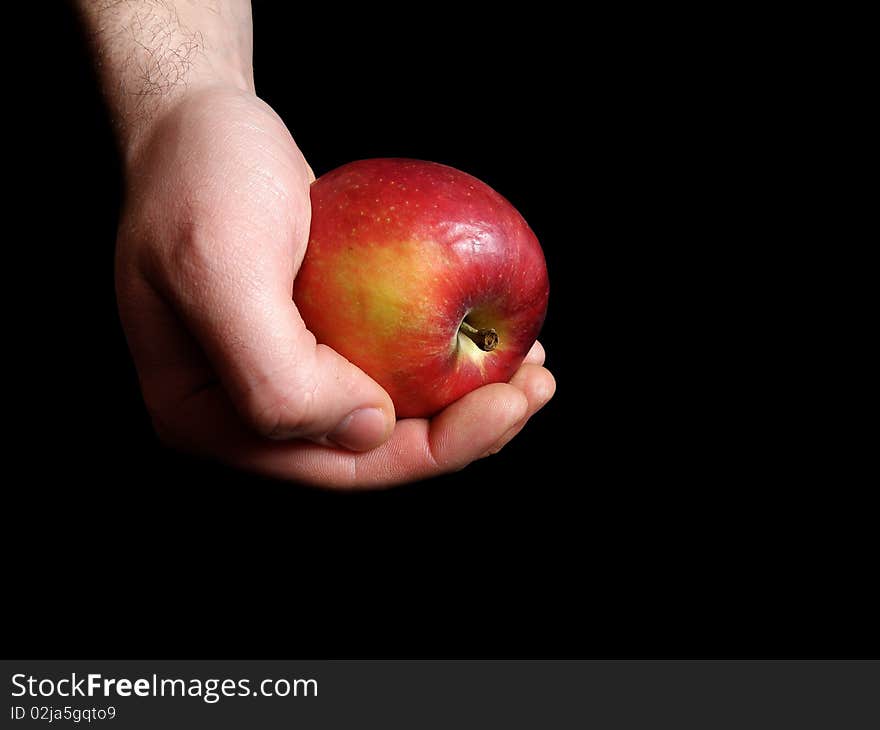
[118,82,256,180]
[120,75,253,166]
[77,1,255,161]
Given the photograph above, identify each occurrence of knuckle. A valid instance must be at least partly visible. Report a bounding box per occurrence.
[243,369,319,439]
[246,399,287,438]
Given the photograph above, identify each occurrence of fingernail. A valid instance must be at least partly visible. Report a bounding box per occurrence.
[327,408,388,451]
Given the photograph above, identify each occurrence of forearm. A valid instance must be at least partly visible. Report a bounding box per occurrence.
[74,0,254,155]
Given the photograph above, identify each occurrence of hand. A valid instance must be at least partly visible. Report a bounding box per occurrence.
[77,0,554,487]
[116,85,555,488]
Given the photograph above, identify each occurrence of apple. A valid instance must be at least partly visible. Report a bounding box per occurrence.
[293,158,549,418]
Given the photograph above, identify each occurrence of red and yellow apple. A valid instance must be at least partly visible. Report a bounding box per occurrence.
[293,158,549,418]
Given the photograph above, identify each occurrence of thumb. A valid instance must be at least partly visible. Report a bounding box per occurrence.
[171,269,396,451]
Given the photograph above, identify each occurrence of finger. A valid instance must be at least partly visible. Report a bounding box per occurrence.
[280,382,528,487]
[117,92,395,451]
[145,138,399,449]
[173,270,395,449]
[480,364,556,458]
[523,339,546,366]
[146,232,396,450]
[120,270,397,452]
[158,381,528,489]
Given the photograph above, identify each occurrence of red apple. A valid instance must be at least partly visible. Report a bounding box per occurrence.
[293,158,549,418]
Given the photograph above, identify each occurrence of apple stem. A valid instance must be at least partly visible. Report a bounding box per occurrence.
[459,320,499,352]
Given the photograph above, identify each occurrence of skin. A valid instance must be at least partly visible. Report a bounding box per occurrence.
[74,0,556,488]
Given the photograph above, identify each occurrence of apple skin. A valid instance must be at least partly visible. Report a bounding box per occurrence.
[293,158,549,418]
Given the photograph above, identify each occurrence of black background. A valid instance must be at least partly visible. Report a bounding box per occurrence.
[6,4,871,659]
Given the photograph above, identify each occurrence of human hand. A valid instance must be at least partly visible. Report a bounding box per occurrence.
[82,2,555,488]
[115,86,554,487]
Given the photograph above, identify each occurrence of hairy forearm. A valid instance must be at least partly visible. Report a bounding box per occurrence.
[74,0,254,153]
